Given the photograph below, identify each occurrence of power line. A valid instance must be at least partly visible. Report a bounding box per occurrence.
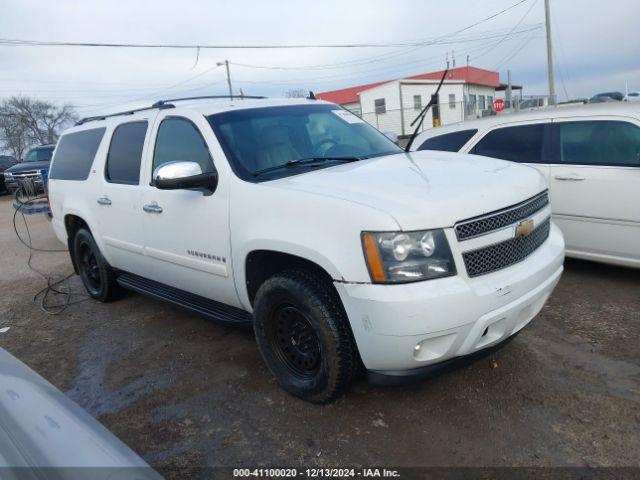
[222,30,541,88]
[0,0,531,50]
[470,0,539,63]
[493,30,540,70]
[551,14,571,100]
[229,25,542,72]
[39,28,543,107]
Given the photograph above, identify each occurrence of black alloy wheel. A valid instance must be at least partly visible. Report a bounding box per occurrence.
[267,304,322,379]
[72,228,121,302]
[78,239,101,294]
[253,270,359,403]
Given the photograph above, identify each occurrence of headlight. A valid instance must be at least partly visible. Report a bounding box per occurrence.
[361,229,456,283]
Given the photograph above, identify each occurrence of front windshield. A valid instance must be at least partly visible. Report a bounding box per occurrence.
[207,104,402,181]
[24,147,54,162]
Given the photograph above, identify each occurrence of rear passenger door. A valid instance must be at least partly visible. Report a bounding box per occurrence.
[548,118,640,263]
[97,119,151,272]
[468,121,552,182]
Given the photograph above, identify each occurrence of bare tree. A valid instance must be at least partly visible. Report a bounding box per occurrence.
[0,110,29,160]
[0,96,77,159]
[284,88,308,98]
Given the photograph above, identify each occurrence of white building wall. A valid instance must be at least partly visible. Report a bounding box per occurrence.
[399,82,466,134]
[358,80,498,136]
[359,81,402,134]
[464,85,497,119]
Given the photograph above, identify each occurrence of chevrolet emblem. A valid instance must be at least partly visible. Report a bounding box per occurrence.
[515,219,535,238]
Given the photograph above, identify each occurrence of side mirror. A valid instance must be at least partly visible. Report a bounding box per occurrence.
[383,131,399,144]
[153,161,218,195]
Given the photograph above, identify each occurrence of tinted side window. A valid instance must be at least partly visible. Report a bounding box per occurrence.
[105,121,148,184]
[418,129,478,152]
[49,128,106,181]
[473,124,545,163]
[152,118,213,174]
[558,121,640,167]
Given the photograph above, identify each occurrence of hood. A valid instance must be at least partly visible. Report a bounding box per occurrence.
[270,151,547,230]
[5,160,50,174]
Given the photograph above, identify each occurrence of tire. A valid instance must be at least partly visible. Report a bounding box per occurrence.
[73,228,121,302]
[253,270,358,403]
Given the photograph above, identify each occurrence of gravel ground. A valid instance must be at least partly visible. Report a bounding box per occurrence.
[0,194,638,477]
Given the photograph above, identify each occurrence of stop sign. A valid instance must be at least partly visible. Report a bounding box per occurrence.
[493,99,506,112]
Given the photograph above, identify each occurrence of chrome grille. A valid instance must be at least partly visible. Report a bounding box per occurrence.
[455,192,549,241]
[11,171,41,179]
[463,218,551,278]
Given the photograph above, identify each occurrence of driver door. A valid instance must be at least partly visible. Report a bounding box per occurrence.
[137,111,240,307]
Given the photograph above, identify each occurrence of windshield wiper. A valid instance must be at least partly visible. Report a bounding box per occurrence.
[404,68,448,152]
[252,156,361,177]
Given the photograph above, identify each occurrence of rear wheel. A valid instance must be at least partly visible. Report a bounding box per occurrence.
[253,270,358,403]
[73,228,121,302]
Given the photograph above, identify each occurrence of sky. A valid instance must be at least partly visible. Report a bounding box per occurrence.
[0,0,639,118]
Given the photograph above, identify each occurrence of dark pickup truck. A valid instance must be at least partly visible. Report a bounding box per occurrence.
[0,155,17,194]
[3,144,55,196]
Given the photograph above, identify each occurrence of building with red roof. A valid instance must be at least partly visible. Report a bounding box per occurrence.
[317,66,507,136]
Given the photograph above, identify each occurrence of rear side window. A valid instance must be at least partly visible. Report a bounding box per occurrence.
[49,128,106,181]
[105,121,148,184]
[152,118,213,175]
[557,121,640,167]
[472,124,545,163]
[417,129,478,152]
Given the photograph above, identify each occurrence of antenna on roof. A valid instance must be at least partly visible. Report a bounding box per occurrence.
[308,91,317,100]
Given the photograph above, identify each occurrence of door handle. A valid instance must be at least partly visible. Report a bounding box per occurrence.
[97,195,112,205]
[554,173,585,181]
[143,201,163,214]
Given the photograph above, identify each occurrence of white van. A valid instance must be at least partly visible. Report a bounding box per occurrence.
[412,103,640,268]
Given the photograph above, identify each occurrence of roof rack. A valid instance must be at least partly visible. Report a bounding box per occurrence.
[152,94,266,108]
[75,94,268,126]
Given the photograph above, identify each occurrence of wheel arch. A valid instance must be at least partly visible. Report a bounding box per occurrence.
[64,214,91,274]
[244,249,338,308]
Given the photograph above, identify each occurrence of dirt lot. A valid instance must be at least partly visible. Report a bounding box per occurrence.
[0,194,639,476]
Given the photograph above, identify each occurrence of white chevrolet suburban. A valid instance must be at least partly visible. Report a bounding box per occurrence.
[48,97,565,403]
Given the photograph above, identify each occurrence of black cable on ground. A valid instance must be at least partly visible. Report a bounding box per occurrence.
[12,193,90,315]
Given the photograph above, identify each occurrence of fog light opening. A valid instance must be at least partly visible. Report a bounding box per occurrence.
[482,327,489,337]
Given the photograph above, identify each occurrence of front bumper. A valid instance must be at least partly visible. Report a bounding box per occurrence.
[4,175,45,194]
[334,222,564,375]
[367,331,519,386]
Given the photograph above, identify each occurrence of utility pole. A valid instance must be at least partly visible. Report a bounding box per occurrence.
[544,0,556,104]
[217,60,233,98]
[507,69,513,110]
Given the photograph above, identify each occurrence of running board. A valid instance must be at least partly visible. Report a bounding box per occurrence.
[116,273,252,325]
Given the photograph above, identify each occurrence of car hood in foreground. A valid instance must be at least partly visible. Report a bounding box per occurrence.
[5,160,50,174]
[271,150,547,230]
[0,348,160,477]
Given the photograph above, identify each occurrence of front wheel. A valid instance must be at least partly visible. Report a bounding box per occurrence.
[253,270,358,403]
